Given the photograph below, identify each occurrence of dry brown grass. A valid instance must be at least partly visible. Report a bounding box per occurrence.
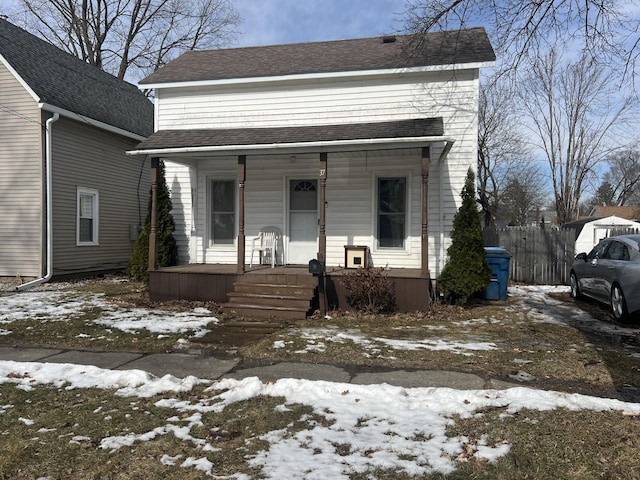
[1,277,640,478]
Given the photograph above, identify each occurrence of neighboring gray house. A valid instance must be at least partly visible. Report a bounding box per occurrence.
[0,18,153,282]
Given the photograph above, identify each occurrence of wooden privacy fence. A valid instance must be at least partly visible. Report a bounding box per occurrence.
[483,227,577,285]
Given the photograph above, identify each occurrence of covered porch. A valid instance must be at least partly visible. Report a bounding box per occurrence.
[131,118,453,318]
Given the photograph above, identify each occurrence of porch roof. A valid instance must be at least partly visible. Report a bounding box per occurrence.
[128,117,448,156]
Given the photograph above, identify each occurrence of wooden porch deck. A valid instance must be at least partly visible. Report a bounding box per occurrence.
[149,264,431,315]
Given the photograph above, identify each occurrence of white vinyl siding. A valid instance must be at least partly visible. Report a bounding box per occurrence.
[77,187,98,245]
[164,161,194,263]
[157,70,478,135]
[0,62,43,277]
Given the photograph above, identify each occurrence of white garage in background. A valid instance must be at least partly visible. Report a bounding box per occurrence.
[574,216,640,254]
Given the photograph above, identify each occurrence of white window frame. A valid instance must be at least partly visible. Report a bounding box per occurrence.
[207,177,236,247]
[77,187,99,246]
[373,173,411,252]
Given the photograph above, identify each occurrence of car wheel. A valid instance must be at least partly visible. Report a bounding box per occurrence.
[611,284,628,321]
[569,272,581,299]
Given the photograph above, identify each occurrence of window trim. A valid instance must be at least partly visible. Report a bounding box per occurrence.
[76,187,99,246]
[374,174,410,251]
[207,177,237,248]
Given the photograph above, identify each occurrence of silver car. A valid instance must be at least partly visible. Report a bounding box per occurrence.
[570,234,640,320]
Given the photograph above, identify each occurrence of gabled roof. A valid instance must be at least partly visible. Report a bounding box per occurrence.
[0,18,152,138]
[590,205,640,221]
[140,27,495,85]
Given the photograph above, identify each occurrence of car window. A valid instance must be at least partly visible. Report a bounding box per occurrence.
[605,241,629,261]
[587,241,610,260]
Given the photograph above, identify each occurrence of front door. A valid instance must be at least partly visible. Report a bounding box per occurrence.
[287,179,318,264]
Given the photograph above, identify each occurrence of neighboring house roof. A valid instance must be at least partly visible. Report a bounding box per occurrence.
[140,27,495,85]
[0,18,152,138]
[134,117,444,153]
[589,205,640,220]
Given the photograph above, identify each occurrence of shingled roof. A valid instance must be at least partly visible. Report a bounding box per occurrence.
[140,27,495,85]
[134,117,444,152]
[0,18,152,138]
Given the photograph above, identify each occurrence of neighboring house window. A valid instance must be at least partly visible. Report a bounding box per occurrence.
[377,177,406,248]
[209,179,235,245]
[77,188,98,245]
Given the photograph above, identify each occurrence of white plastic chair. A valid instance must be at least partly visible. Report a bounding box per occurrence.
[250,226,281,268]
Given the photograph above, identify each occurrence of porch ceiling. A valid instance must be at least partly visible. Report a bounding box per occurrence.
[128,117,448,157]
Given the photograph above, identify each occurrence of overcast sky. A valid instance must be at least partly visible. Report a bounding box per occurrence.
[233,0,409,47]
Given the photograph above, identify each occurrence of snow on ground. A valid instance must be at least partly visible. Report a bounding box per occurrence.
[279,326,497,357]
[1,360,640,478]
[510,284,639,337]
[0,283,638,477]
[0,284,217,339]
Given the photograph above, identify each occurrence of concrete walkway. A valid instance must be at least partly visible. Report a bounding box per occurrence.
[0,345,506,390]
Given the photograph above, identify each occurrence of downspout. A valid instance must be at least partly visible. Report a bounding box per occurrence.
[437,140,455,277]
[17,113,59,291]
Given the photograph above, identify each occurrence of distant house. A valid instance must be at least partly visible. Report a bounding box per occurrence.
[130,28,495,315]
[589,205,640,221]
[0,19,153,284]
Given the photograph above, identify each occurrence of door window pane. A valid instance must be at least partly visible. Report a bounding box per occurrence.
[210,180,235,245]
[378,177,406,248]
[289,180,317,242]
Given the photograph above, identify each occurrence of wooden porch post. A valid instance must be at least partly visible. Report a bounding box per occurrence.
[149,157,159,271]
[237,155,246,274]
[421,146,430,277]
[318,153,327,266]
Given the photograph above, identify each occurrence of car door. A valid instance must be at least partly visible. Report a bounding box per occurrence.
[599,240,629,298]
[580,240,611,301]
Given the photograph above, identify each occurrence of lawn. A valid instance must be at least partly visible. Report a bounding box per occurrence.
[0,276,639,479]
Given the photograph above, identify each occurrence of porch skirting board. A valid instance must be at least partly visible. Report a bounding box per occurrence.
[149,265,431,315]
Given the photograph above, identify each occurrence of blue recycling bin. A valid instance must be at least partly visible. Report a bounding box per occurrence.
[481,247,512,301]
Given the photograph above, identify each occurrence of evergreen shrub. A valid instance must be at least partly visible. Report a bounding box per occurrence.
[127,160,179,282]
[437,168,491,304]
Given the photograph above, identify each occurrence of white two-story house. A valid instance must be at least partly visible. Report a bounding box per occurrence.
[130,28,495,317]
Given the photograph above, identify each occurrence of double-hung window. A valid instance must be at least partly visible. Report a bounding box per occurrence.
[77,187,98,245]
[377,177,406,248]
[209,179,235,246]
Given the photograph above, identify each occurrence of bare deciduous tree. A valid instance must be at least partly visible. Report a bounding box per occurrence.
[402,0,640,83]
[11,0,240,81]
[602,147,640,206]
[477,77,531,226]
[520,49,632,224]
[497,166,548,226]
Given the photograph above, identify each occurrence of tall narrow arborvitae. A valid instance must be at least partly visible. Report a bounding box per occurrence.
[127,160,178,281]
[437,168,491,304]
